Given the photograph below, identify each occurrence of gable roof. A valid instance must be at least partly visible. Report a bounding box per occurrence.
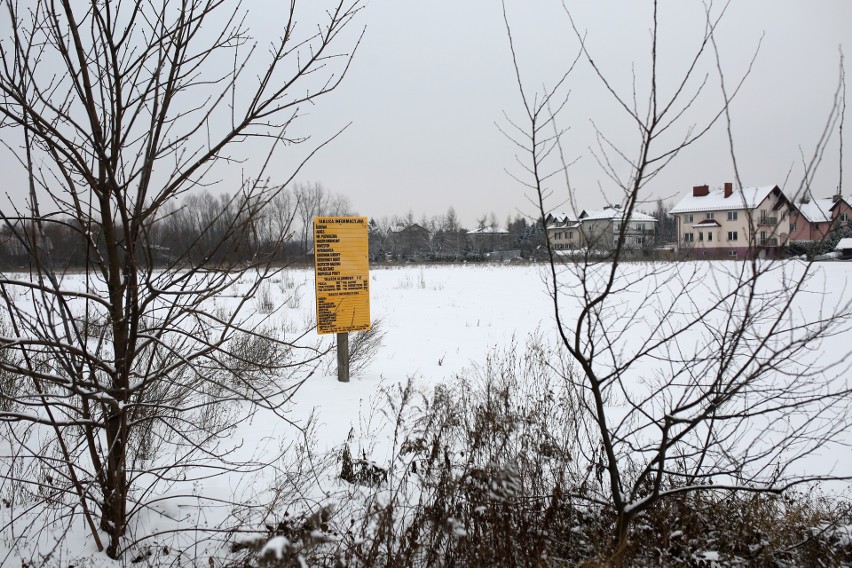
[828,196,851,212]
[578,207,657,222]
[670,185,781,214]
[794,198,834,223]
[388,223,429,234]
[835,238,852,251]
[546,212,578,224]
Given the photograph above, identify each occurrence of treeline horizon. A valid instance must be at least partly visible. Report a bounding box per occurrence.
[0,182,683,269]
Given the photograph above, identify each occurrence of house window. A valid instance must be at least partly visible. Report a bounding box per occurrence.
[707,233,713,241]
[728,250,737,257]
[568,231,574,239]
[760,231,767,244]
[790,222,797,232]
[727,211,738,221]
[706,212,714,220]
[727,231,738,241]
[684,233,694,242]
[841,213,850,222]
[685,214,694,223]
[698,232,704,241]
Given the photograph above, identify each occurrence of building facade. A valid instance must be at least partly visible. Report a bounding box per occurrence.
[545,207,657,252]
[670,183,793,257]
[789,195,852,242]
[545,213,582,251]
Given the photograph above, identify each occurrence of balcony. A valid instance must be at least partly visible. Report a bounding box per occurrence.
[758,237,779,247]
[758,216,778,226]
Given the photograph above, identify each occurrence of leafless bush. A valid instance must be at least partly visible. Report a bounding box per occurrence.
[0,318,19,412]
[500,1,852,563]
[256,284,276,315]
[0,0,363,560]
[232,333,852,566]
[622,484,852,566]
[308,335,592,566]
[347,318,386,377]
[394,271,427,290]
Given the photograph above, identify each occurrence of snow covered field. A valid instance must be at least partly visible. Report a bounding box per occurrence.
[297,259,852,456]
[2,260,851,565]
[291,263,559,448]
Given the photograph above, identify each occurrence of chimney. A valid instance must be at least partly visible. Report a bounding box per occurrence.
[724,182,733,198]
[693,184,709,197]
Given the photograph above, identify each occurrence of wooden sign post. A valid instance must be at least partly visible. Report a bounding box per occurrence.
[313,216,370,382]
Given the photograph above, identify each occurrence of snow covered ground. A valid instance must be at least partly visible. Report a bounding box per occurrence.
[291,263,559,451]
[2,260,850,565]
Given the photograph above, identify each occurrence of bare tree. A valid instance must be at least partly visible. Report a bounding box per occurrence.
[0,0,363,560]
[502,1,851,564]
[294,181,352,255]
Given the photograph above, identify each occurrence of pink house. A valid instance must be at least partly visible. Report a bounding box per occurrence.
[789,194,852,242]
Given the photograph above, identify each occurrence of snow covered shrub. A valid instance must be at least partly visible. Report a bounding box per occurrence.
[320,333,602,566]
[229,506,337,568]
[340,443,387,487]
[618,481,852,566]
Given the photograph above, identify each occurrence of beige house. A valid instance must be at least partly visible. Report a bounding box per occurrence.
[670,183,794,257]
[545,213,582,250]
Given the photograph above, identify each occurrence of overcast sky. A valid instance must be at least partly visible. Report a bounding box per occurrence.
[2,1,850,229]
[290,0,851,227]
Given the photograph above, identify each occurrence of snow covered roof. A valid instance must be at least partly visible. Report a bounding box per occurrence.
[670,185,780,214]
[578,208,658,222]
[467,226,509,235]
[547,221,581,230]
[547,212,578,225]
[692,219,721,228]
[794,198,834,223]
[388,223,428,234]
[835,238,852,251]
[829,196,851,211]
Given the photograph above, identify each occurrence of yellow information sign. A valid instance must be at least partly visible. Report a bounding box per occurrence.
[313,216,371,334]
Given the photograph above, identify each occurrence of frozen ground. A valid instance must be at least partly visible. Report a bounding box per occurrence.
[291,263,559,452]
[2,260,850,565]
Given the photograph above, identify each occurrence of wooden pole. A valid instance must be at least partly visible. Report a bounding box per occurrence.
[337,332,349,382]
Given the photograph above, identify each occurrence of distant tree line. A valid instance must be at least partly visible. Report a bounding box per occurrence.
[0,184,554,269]
[368,207,547,262]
